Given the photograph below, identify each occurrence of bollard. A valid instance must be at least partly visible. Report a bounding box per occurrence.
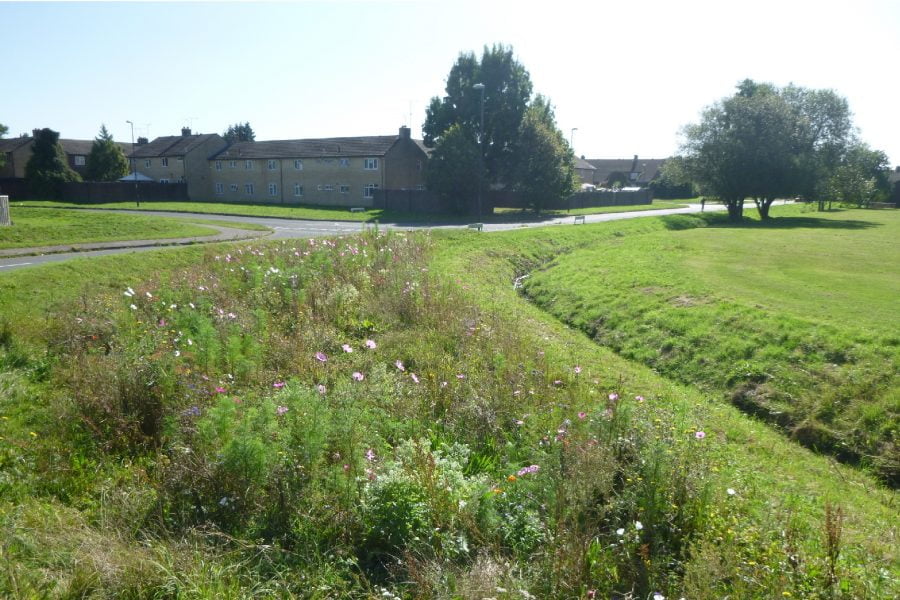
[0,195,10,226]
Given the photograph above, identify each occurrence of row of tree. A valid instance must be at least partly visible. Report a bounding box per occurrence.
[423,45,578,214]
[666,79,892,220]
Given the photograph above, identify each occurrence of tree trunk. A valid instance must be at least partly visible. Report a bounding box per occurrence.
[726,199,744,221]
[757,197,773,219]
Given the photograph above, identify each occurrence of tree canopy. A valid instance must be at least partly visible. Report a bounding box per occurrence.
[85,124,129,182]
[672,79,880,220]
[223,122,256,144]
[423,45,575,213]
[25,128,81,197]
[424,124,482,214]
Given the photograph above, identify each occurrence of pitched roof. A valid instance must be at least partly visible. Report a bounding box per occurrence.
[129,134,223,158]
[586,157,667,184]
[59,139,131,156]
[574,157,596,171]
[211,135,404,160]
[0,137,33,153]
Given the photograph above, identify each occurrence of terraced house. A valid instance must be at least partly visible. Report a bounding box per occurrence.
[206,126,427,206]
[128,128,227,199]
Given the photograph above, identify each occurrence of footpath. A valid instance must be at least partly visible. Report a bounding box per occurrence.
[0,223,269,259]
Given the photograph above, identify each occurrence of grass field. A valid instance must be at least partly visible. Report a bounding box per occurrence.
[0,208,896,597]
[12,198,693,223]
[0,207,226,249]
[521,205,899,483]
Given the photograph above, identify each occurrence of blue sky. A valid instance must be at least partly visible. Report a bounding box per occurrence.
[3,0,899,164]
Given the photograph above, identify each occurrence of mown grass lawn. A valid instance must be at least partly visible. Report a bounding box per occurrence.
[12,198,692,224]
[521,205,900,483]
[0,207,223,249]
[0,210,896,598]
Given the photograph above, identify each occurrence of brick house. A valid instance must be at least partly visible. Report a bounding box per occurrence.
[128,128,227,199]
[206,126,427,206]
[586,155,666,188]
[1,135,130,179]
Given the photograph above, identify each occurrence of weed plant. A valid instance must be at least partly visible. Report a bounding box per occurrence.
[0,224,896,597]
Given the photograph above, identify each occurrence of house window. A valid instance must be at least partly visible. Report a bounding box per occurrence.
[159,178,170,184]
[245,160,253,170]
[229,160,236,169]
[323,184,334,192]
[145,159,152,168]
[339,184,350,194]
[215,183,224,195]
[161,158,169,167]
[215,161,222,171]
[339,158,350,167]
[416,159,422,171]
[245,183,254,195]
[294,183,303,197]
[268,183,277,196]
[177,157,183,163]
[294,159,303,170]
[267,159,277,170]
[363,157,378,170]
[317,184,323,191]
[229,184,238,192]
[74,155,86,166]
[363,183,379,199]
[416,184,425,191]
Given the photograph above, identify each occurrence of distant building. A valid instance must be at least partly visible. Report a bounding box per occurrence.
[128,128,227,199]
[586,155,666,188]
[573,157,596,185]
[0,135,129,179]
[206,126,427,205]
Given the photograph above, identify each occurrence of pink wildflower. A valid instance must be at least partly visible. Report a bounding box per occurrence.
[317,384,326,394]
[574,365,582,374]
[410,373,420,384]
[695,431,706,439]
[365,448,376,461]
[342,344,353,353]
[215,386,226,394]
[395,360,405,371]
[608,392,619,402]
[352,371,365,381]
[315,351,327,362]
[276,405,289,416]
[273,381,285,389]
[578,411,587,419]
[365,339,377,349]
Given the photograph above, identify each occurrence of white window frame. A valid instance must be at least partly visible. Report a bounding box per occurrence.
[245,160,253,170]
[229,160,237,169]
[161,157,169,167]
[245,183,254,195]
[215,160,222,171]
[144,159,151,168]
[215,183,224,195]
[339,158,350,167]
[159,178,170,184]
[294,159,303,170]
[74,155,86,166]
[294,183,303,197]
[267,159,277,171]
[323,184,334,192]
[363,157,378,170]
[268,183,278,196]
[416,184,425,191]
[229,183,238,192]
[363,183,379,199]
[339,184,350,194]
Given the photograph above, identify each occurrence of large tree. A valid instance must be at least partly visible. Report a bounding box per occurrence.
[424,124,481,214]
[423,44,532,186]
[511,96,578,212]
[25,128,81,198]
[85,124,129,181]
[825,143,890,209]
[223,122,256,144]
[673,80,867,221]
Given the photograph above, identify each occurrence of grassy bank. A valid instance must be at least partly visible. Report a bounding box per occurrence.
[0,215,896,597]
[0,207,224,249]
[520,206,899,483]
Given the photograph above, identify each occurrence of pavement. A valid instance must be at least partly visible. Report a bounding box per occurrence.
[0,203,725,272]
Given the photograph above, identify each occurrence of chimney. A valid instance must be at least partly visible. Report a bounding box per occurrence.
[181,127,192,137]
[630,154,639,172]
[399,126,411,140]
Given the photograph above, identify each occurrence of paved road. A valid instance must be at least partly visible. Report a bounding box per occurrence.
[0,203,725,272]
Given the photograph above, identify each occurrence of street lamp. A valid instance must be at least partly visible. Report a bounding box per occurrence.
[126,120,139,207]
[570,127,578,149]
[473,82,485,221]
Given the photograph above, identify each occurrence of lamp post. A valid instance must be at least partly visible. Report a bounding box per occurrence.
[126,120,139,207]
[473,82,485,221]
[570,127,578,149]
